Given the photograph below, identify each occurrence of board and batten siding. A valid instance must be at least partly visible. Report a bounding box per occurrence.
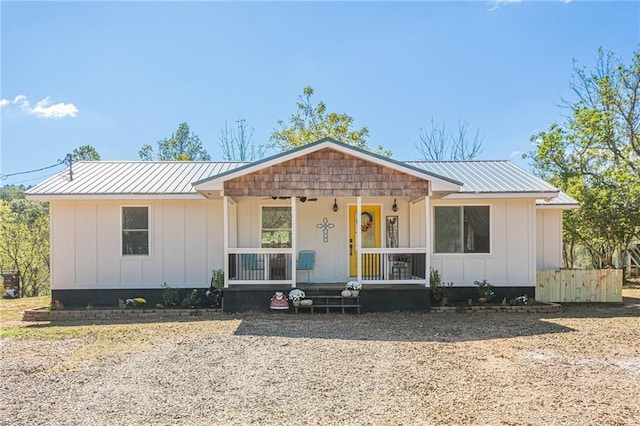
[428,199,537,287]
[50,200,224,290]
[536,209,563,270]
[51,197,543,289]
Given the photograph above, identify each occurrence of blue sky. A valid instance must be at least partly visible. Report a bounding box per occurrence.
[1,1,638,186]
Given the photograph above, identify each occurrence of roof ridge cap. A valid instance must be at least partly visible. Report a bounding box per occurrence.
[403,159,510,163]
[74,160,246,164]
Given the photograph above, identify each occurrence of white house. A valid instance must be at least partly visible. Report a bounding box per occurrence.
[26,138,577,311]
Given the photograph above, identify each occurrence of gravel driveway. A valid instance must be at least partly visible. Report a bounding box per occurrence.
[2,294,639,425]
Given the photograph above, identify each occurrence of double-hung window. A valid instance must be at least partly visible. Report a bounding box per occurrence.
[434,206,490,253]
[122,206,149,255]
[261,206,292,248]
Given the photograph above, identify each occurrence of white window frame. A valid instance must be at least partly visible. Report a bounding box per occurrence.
[432,204,492,255]
[259,204,292,248]
[121,205,151,257]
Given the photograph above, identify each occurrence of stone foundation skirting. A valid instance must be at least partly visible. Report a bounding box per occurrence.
[430,303,562,313]
[23,307,221,322]
[23,302,561,321]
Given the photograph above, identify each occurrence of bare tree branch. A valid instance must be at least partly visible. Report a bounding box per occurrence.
[417,118,484,161]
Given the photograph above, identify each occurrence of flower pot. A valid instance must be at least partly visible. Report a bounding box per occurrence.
[341,289,352,298]
[292,300,301,307]
[478,297,487,304]
[350,290,360,297]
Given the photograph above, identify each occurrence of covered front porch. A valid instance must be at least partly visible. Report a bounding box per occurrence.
[221,195,433,287]
[192,138,462,310]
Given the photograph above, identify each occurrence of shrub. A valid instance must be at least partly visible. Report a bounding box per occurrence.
[160,282,178,307]
[48,300,64,311]
[430,268,442,301]
[181,289,202,308]
[430,269,454,305]
[474,280,495,302]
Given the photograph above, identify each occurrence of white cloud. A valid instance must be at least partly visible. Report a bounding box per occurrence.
[13,94,29,109]
[510,150,524,159]
[488,0,522,11]
[1,94,78,118]
[31,97,79,118]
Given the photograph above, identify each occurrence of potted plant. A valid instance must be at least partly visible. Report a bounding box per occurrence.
[288,288,306,307]
[346,280,362,297]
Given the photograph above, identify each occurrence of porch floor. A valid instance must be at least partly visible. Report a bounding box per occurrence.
[226,282,428,291]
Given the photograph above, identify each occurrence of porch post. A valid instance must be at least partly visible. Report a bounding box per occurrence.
[291,197,297,287]
[424,193,431,288]
[223,195,229,289]
[356,196,362,283]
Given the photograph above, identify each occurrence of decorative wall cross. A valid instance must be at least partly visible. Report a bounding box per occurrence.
[316,217,335,243]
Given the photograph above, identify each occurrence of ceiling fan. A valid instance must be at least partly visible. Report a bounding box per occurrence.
[264,196,318,202]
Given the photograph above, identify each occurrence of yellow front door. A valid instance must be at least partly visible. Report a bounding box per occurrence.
[349,205,381,276]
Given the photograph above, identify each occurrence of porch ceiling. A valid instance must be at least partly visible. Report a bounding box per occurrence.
[223,148,432,197]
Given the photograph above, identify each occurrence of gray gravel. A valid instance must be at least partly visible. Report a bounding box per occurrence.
[2,306,640,425]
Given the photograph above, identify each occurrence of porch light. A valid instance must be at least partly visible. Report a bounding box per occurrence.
[392,199,398,212]
[332,199,339,212]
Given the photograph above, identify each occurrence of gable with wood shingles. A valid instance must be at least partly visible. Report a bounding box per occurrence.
[223,148,430,197]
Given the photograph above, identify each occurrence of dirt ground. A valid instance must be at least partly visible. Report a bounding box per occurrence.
[1,289,639,425]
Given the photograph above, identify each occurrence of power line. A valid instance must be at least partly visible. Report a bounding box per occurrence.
[0,160,66,181]
[10,170,64,185]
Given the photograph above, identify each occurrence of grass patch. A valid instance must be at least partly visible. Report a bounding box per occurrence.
[0,295,49,322]
[0,325,98,340]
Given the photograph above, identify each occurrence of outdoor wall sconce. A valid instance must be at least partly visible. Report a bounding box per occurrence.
[332,199,339,212]
[392,198,398,212]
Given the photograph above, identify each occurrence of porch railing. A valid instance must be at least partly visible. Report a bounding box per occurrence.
[228,248,293,284]
[226,248,427,285]
[359,248,427,283]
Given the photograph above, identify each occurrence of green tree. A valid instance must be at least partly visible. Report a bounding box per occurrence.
[219,118,266,161]
[526,46,640,268]
[139,122,211,161]
[72,145,101,161]
[0,185,26,203]
[270,86,391,156]
[0,187,50,297]
[416,118,484,160]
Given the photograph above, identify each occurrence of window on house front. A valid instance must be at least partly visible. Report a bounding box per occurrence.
[434,206,490,253]
[122,207,149,255]
[261,206,292,248]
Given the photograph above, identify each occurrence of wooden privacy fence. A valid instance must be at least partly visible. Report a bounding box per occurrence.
[536,269,622,303]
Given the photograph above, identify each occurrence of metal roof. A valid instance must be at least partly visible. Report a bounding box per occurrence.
[26,161,247,196]
[405,160,558,193]
[26,156,577,207]
[536,191,579,208]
